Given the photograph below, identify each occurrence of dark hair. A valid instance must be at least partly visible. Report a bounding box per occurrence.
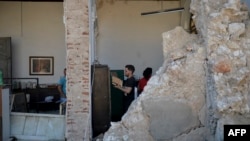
[125,64,135,73]
[143,67,152,80]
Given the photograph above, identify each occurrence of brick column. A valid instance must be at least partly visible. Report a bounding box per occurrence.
[64,0,91,140]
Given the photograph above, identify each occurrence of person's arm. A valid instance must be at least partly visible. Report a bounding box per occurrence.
[58,77,66,98]
[58,85,66,98]
[114,85,132,95]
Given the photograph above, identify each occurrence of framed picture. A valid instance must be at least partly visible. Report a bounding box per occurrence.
[29,56,54,75]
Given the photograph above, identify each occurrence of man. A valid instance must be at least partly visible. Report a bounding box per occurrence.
[58,68,67,103]
[114,65,136,114]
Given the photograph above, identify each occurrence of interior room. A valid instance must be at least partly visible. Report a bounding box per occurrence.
[0,0,190,84]
[0,0,190,114]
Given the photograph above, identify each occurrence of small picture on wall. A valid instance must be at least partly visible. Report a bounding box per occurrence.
[29,56,54,75]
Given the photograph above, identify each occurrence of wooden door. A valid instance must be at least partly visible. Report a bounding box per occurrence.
[0,37,12,85]
[91,64,111,138]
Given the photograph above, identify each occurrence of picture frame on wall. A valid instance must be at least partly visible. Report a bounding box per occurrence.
[29,56,54,75]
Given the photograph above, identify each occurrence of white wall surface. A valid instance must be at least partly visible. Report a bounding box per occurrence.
[0,2,66,84]
[0,1,182,84]
[96,1,182,78]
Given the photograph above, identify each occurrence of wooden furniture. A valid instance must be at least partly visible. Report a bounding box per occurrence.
[11,92,28,112]
[0,37,12,86]
[26,87,60,113]
[91,64,111,138]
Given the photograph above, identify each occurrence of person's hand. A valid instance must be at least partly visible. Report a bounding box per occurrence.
[113,83,122,89]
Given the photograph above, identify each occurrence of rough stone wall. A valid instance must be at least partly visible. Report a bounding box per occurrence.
[103,0,250,141]
[64,0,91,140]
[191,0,250,140]
[104,26,208,141]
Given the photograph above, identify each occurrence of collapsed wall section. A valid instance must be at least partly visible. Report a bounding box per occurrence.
[104,26,208,140]
[103,0,250,141]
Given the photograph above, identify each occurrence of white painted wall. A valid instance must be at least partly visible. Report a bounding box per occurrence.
[0,2,66,84]
[96,1,182,78]
[0,1,182,83]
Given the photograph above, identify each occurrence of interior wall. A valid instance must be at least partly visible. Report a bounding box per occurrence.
[96,0,182,78]
[0,2,65,84]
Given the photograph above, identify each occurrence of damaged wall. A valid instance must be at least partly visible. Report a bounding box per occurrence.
[191,0,250,140]
[103,0,250,141]
[64,0,91,140]
[104,26,207,141]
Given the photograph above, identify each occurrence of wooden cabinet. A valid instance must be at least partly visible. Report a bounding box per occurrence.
[25,87,60,112]
[26,87,60,103]
[91,64,111,138]
[0,37,12,85]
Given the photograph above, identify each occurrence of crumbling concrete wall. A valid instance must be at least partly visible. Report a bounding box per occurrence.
[191,0,250,140]
[103,0,250,141]
[104,26,208,141]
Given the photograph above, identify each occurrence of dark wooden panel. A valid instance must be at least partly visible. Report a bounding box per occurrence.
[92,64,111,138]
[0,37,12,86]
[12,92,27,112]
[26,87,60,103]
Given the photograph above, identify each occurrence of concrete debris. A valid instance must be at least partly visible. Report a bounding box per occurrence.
[103,0,250,141]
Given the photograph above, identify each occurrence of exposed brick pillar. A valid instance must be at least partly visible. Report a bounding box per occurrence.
[64,0,91,140]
